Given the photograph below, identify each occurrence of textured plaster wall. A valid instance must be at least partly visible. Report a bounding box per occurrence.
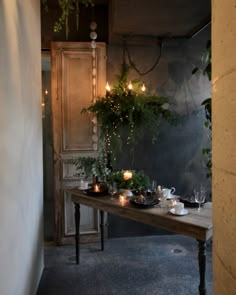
[0,1,44,295]
[107,28,211,237]
[212,0,236,294]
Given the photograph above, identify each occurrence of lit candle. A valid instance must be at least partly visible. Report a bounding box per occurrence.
[119,194,127,206]
[128,81,133,91]
[45,89,48,95]
[141,84,146,92]
[106,82,111,95]
[170,199,177,208]
[94,184,100,192]
[123,170,133,181]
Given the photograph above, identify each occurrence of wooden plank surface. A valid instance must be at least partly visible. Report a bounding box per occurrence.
[68,189,213,242]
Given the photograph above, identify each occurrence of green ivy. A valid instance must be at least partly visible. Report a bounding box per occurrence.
[192,40,212,178]
[82,65,178,159]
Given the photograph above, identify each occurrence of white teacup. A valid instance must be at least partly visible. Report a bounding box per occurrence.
[79,180,88,190]
[174,202,184,214]
[162,187,176,199]
[119,189,133,197]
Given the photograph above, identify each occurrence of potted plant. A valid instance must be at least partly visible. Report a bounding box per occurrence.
[67,148,111,184]
[108,170,150,196]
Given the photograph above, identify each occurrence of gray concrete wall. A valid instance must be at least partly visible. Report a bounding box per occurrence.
[108,29,211,197]
[107,28,211,237]
[0,1,44,294]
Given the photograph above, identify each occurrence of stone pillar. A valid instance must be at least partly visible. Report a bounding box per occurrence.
[212,1,236,294]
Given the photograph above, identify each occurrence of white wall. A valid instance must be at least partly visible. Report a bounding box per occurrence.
[0,1,43,295]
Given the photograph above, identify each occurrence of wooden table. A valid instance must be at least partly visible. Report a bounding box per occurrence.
[69,189,212,295]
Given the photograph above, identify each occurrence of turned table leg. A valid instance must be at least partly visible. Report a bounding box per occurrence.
[100,210,104,251]
[74,203,80,264]
[197,240,206,295]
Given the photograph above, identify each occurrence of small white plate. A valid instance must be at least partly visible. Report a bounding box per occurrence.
[169,208,189,216]
[167,194,180,200]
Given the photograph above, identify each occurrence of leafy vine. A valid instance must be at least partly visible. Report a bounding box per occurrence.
[192,40,212,177]
[82,64,178,161]
[42,0,94,39]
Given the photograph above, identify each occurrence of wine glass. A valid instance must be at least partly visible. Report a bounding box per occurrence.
[158,187,168,208]
[108,182,117,200]
[151,180,157,194]
[194,188,206,211]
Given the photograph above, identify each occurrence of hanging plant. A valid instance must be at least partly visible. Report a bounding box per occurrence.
[192,40,212,178]
[82,64,178,160]
[42,0,94,39]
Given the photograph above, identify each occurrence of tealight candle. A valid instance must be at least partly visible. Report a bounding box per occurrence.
[119,194,127,206]
[169,199,178,209]
[171,199,177,207]
[123,170,133,181]
[94,184,100,192]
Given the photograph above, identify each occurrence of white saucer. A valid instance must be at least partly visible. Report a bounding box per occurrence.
[169,208,189,216]
[167,194,180,200]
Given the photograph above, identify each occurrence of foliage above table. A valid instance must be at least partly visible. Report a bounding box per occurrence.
[82,64,178,160]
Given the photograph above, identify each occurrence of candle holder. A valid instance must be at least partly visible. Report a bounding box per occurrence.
[94,183,100,193]
[119,194,128,206]
[123,170,133,181]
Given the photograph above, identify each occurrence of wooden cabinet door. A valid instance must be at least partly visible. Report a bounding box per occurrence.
[51,42,106,244]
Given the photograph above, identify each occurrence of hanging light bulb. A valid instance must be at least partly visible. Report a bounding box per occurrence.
[141,84,146,92]
[128,81,133,90]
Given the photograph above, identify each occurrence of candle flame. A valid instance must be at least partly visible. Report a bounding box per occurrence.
[128,81,133,90]
[141,84,146,92]
[106,82,111,92]
[123,170,133,181]
[119,194,127,206]
[94,184,100,192]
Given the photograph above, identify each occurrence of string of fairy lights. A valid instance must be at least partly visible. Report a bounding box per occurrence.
[103,80,148,158]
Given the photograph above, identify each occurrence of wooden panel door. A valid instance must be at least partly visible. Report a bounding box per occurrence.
[51,42,106,244]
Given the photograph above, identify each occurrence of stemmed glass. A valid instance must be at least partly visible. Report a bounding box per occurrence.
[151,180,157,192]
[108,182,117,200]
[194,186,206,211]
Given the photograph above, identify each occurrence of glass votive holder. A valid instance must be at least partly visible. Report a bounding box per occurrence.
[169,199,178,209]
[119,194,128,206]
[94,183,100,192]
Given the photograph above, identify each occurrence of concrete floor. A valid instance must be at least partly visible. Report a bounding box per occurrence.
[37,235,212,295]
